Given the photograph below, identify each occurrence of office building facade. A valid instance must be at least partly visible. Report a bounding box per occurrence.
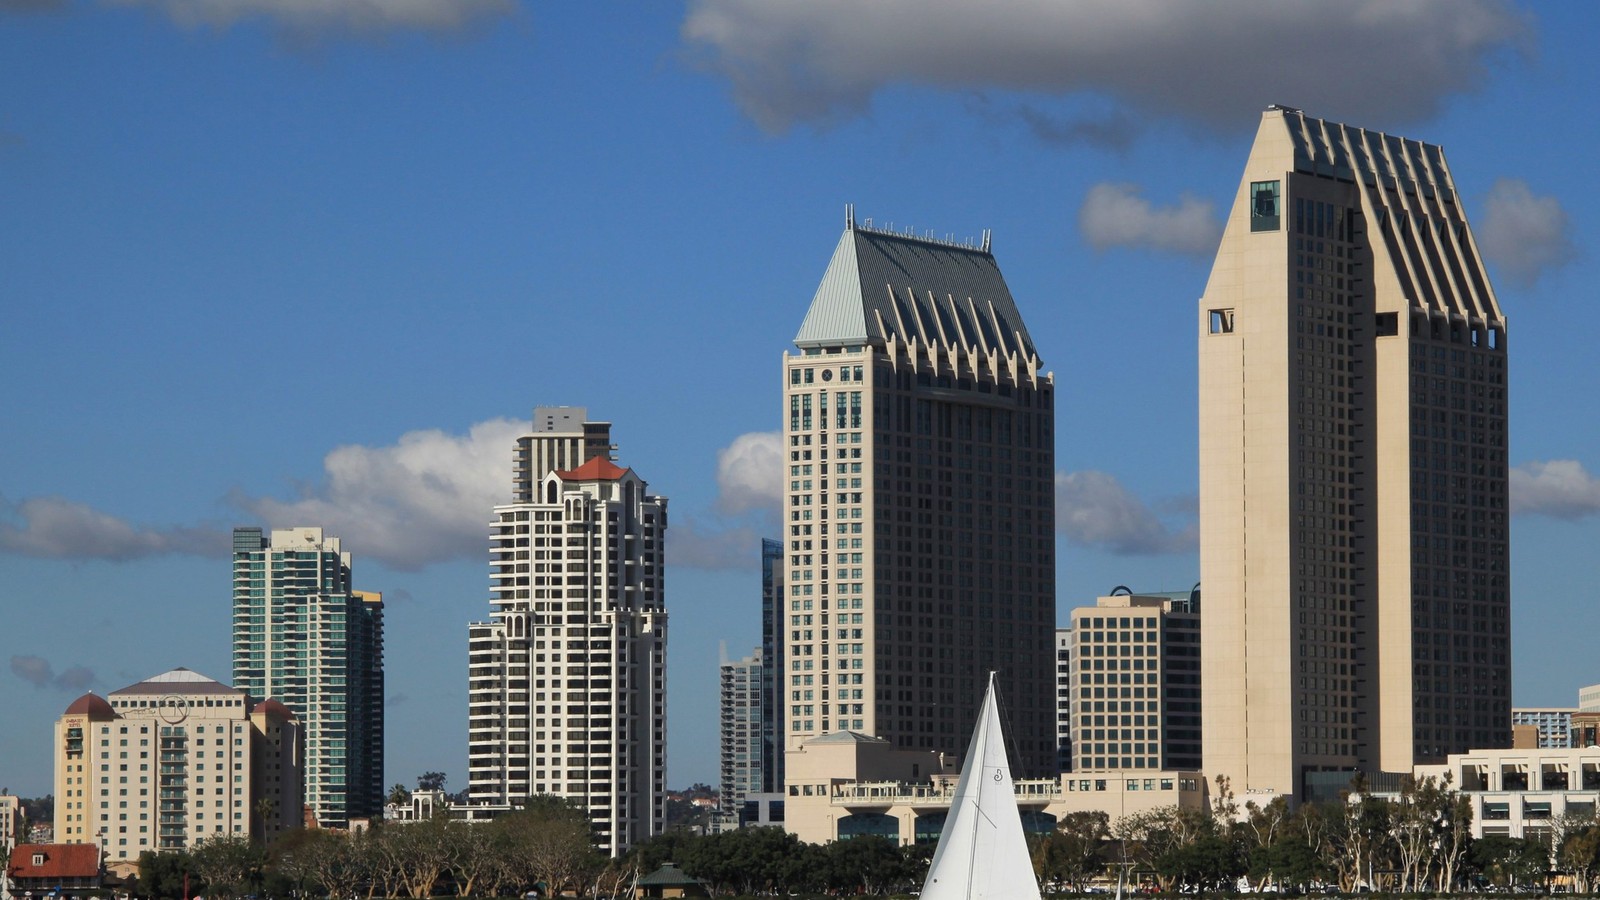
[466,410,667,856]
[232,526,384,827]
[1068,590,1201,773]
[781,213,1057,774]
[1199,106,1511,798]
[53,669,302,863]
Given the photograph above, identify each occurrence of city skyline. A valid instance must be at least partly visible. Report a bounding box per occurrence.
[4,2,1599,797]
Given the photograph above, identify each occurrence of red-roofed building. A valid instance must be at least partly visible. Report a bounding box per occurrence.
[465,408,668,857]
[5,843,101,896]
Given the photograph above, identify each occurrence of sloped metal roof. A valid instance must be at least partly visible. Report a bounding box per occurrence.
[794,225,1038,360]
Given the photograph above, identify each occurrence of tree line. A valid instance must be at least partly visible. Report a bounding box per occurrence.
[1034,775,1600,894]
[99,777,1600,898]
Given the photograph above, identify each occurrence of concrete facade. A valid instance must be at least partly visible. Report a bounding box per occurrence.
[1067,591,1201,773]
[1412,746,1600,840]
[232,526,384,827]
[779,731,1204,846]
[53,669,302,864]
[1199,107,1511,800]
[466,409,667,856]
[781,217,1057,776]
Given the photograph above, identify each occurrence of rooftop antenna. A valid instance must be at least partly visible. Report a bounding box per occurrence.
[981,229,992,252]
[845,203,855,230]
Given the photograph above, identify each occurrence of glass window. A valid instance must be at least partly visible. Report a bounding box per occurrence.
[1251,180,1281,232]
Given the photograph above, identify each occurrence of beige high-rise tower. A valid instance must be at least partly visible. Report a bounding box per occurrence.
[1199,107,1510,800]
[781,213,1057,775]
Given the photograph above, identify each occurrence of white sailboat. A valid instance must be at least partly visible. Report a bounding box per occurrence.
[920,672,1043,900]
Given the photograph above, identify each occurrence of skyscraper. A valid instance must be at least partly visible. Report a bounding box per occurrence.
[718,647,766,815]
[1199,106,1510,799]
[232,527,383,827]
[466,409,667,856]
[782,212,1057,774]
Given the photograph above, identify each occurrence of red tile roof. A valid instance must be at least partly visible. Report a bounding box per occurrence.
[555,456,630,482]
[63,693,115,719]
[8,843,99,880]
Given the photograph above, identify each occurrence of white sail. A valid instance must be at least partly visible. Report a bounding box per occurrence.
[920,673,1042,900]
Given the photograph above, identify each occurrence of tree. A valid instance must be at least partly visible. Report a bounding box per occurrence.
[499,796,597,898]
[281,828,367,900]
[416,772,447,793]
[387,784,412,807]
[1559,820,1600,893]
[816,836,915,896]
[189,835,266,900]
[1033,811,1108,892]
[135,849,200,900]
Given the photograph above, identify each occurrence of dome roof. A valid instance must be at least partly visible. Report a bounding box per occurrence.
[252,699,296,720]
[64,693,115,719]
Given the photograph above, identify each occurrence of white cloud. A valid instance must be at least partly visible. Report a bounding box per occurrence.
[14,0,517,37]
[682,0,1528,134]
[1477,178,1577,289]
[1056,470,1195,555]
[716,430,782,515]
[1510,460,1600,519]
[118,0,512,35]
[234,417,527,571]
[0,495,226,560]
[1079,183,1220,256]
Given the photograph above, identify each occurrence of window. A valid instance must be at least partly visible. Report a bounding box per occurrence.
[1376,312,1398,336]
[1250,180,1281,232]
[1209,309,1235,334]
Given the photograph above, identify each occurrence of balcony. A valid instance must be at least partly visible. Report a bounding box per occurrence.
[830,778,1062,809]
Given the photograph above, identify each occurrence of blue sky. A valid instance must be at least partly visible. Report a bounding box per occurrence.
[2,0,1596,796]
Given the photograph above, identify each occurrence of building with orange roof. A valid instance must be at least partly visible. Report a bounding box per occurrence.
[466,407,667,857]
[5,843,101,897]
[52,668,302,866]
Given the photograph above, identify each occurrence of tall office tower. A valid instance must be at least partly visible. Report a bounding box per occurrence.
[466,412,667,856]
[759,538,784,791]
[782,213,1057,774]
[719,647,767,815]
[1067,591,1201,773]
[1199,106,1510,799]
[232,526,384,827]
[54,668,302,863]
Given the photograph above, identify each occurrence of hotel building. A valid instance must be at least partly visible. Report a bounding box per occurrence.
[1199,106,1511,799]
[466,409,667,855]
[53,669,301,864]
[781,213,1057,774]
[232,526,384,827]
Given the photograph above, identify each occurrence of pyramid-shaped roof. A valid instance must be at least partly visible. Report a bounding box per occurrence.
[794,224,1037,360]
[111,667,238,696]
[555,456,631,482]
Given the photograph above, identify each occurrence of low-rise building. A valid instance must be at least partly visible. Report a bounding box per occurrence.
[1413,746,1600,840]
[779,730,1206,845]
[5,844,101,899]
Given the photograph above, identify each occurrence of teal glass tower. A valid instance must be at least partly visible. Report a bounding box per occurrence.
[232,526,384,827]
